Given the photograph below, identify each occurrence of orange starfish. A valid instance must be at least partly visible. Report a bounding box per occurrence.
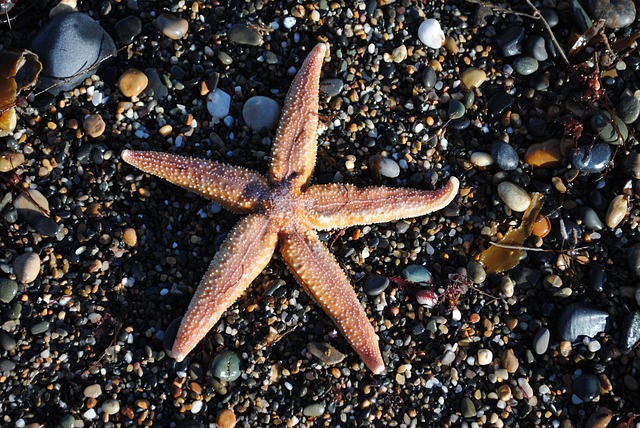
[121,43,459,374]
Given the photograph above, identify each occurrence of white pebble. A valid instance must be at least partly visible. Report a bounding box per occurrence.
[191,400,203,413]
[497,181,531,212]
[477,349,493,365]
[283,16,296,29]
[102,399,120,415]
[470,151,494,167]
[418,19,445,49]
[83,409,97,420]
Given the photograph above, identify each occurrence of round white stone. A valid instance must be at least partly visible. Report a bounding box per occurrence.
[477,349,493,365]
[418,19,445,49]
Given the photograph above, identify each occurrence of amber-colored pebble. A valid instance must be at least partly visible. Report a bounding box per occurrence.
[123,227,137,247]
[469,313,480,323]
[118,68,148,98]
[217,409,237,428]
[532,214,551,238]
[524,139,562,168]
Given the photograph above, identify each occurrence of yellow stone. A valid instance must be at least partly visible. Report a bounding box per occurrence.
[118,69,148,98]
[461,68,487,90]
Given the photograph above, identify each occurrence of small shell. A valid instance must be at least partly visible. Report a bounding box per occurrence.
[418,19,445,49]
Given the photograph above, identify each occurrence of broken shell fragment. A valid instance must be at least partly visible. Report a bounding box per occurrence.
[0,49,42,137]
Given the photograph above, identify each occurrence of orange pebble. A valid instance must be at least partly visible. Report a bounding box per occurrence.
[532,214,551,238]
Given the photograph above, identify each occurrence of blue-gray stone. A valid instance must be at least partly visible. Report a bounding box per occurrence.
[210,350,241,381]
[31,12,116,95]
[320,78,343,97]
[557,303,609,341]
[145,68,169,101]
[0,278,18,303]
[448,99,466,120]
[402,265,433,285]
[243,96,280,132]
[378,157,400,178]
[513,56,539,75]
[491,141,519,171]
[114,16,142,45]
[580,206,604,230]
[618,95,640,124]
[526,35,549,61]
[494,25,525,57]
[364,274,390,296]
[570,143,611,173]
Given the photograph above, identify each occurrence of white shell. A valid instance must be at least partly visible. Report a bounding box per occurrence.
[418,19,445,49]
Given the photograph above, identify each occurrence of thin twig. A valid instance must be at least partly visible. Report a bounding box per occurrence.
[489,242,592,252]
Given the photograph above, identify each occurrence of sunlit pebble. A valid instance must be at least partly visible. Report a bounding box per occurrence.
[418,19,445,49]
[283,16,296,29]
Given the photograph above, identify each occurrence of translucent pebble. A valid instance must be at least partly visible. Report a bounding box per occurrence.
[418,19,445,49]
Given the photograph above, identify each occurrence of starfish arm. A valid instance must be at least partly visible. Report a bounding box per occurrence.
[121,149,269,213]
[280,227,384,374]
[268,43,327,190]
[305,177,459,230]
[172,214,278,362]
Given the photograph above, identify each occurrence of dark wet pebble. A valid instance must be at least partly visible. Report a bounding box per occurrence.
[364,274,390,296]
[494,25,525,57]
[573,373,601,402]
[474,6,493,26]
[622,152,640,179]
[627,244,640,277]
[448,99,465,120]
[31,12,116,94]
[144,68,169,101]
[320,78,343,97]
[590,265,607,292]
[32,215,57,236]
[526,35,548,61]
[377,157,400,178]
[557,303,609,341]
[581,206,604,230]
[491,140,519,171]
[530,73,550,91]
[461,397,477,418]
[570,143,611,173]
[592,111,628,144]
[513,56,539,75]
[449,117,470,130]
[513,266,541,290]
[163,317,181,358]
[540,7,560,27]
[210,350,241,381]
[466,261,486,284]
[620,311,640,352]
[0,278,18,303]
[306,342,346,365]
[115,16,142,45]
[570,0,593,31]
[228,24,262,46]
[487,92,514,116]
[422,66,437,89]
[586,0,636,29]
[402,265,433,285]
[533,327,550,354]
[617,95,640,124]
[0,332,16,352]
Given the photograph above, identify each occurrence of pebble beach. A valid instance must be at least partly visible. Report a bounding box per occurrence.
[1,0,640,426]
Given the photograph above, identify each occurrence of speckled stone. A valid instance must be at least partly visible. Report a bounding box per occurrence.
[242,96,280,131]
[497,181,531,212]
[13,252,41,284]
[0,278,18,303]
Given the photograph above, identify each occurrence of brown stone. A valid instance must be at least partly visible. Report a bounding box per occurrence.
[83,113,106,138]
[118,68,148,98]
[532,214,551,238]
[217,409,237,428]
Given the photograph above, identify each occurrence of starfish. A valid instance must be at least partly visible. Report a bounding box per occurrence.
[121,43,459,374]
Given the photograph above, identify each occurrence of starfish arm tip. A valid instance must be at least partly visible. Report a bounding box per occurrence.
[121,149,133,162]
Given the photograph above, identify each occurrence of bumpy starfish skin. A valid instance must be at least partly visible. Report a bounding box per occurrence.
[121,43,459,374]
